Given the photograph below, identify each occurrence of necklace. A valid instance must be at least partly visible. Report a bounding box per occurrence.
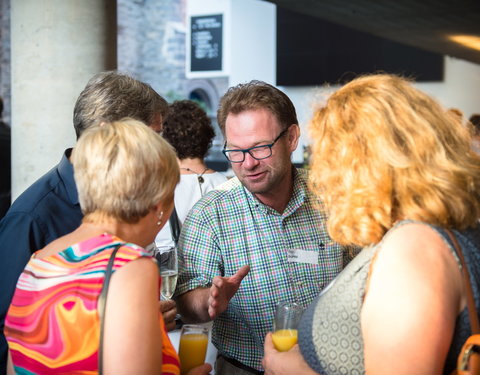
[180,167,209,184]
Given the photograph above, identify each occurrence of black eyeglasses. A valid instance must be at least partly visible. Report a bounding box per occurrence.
[222,127,290,163]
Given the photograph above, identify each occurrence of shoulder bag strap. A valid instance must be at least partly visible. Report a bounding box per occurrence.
[446,229,480,334]
[169,205,181,246]
[98,243,123,375]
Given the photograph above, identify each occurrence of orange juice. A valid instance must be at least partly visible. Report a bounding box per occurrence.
[272,329,298,351]
[178,333,208,374]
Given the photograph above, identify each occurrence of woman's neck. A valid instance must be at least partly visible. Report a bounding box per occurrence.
[178,157,210,175]
[81,214,154,248]
[37,212,157,259]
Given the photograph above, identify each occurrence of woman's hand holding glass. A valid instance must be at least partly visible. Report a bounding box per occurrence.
[153,245,179,331]
[263,332,317,375]
[154,245,178,300]
[263,302,317,374]
[272,302,303,351]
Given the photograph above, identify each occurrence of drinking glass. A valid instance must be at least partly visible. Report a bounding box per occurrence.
[178,324,209,375]
[272,301,303,352]
[154,245,178,300]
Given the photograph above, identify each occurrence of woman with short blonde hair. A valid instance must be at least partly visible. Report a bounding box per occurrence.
[74,118,178,223]
[263,74,480,375]
[5,120,211,375]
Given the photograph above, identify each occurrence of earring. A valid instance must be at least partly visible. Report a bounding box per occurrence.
[156,211,164,226]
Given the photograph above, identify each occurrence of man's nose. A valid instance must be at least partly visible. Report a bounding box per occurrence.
[242,152,260,169]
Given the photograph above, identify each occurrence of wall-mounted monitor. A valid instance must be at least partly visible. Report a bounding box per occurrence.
[276,7,444,85]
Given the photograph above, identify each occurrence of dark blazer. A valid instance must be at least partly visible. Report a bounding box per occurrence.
[0,149,82,374]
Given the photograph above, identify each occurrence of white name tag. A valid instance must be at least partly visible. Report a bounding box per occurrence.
[287,249,319,265]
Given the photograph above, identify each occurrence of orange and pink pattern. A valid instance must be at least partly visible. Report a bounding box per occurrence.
[4,233,180,374]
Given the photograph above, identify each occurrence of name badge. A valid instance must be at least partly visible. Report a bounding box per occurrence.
[287,248,318,265]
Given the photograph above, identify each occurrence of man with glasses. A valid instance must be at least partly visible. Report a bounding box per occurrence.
[176,80,353,375]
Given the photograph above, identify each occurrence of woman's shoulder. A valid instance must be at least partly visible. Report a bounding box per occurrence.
[379,221,455,264]
[106,239,153,272]
[360,221,466,373]
[363,220,465,331]
[371,221,460,288]
[204,171,228,185]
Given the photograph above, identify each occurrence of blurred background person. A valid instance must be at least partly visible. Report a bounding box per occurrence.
[154,100,227,371]
[263,74,480,375]
[0,97,10,219]
[4,119,211,375]
[155,100,227,249]
[469,113,480,153]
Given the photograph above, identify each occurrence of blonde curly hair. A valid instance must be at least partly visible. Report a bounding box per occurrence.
[309,74,480,246]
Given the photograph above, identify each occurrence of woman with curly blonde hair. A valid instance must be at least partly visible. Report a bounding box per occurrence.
[263,74,480,375]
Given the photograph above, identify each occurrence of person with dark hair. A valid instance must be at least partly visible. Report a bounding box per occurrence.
[469,114,480,131]
[155,100,227,249]
[175,81,354,375]
[0,71,171,375]
[154,100,227,369]
[469,113,480,153]
[0,97,10,219]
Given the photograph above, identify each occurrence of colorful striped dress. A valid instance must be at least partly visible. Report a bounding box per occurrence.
[4,233,180,374]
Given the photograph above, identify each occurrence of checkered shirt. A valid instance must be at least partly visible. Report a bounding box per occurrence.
[176,168,351,371]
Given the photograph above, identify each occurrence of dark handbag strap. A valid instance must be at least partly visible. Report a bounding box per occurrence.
[98,243,123,375]
[169,205,181,246]
[446,230,480,334]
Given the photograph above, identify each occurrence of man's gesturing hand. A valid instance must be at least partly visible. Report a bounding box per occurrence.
[207,265,250,320]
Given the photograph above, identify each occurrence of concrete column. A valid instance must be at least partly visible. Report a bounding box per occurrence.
[10,0,116,199]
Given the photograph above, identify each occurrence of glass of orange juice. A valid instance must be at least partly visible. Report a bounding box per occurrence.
[272,302,303,352]
[178,324,209,375]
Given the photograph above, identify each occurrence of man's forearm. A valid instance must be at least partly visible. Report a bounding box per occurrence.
[176,287,212,323]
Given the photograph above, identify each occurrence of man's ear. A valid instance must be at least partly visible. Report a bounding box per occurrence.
[288,124,300,152]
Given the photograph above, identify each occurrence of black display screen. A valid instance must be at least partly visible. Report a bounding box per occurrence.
[191,14,223,72]
[277,7,444,85]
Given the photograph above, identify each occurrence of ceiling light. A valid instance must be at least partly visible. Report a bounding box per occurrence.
[447,35,480,51]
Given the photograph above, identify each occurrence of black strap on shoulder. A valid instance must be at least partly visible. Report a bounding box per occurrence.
[169,206,182,246]
[98,243,123,375]
[445,229,480,334]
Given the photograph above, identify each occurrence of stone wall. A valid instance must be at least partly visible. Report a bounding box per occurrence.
[0,0,228,164]
[118,0,228,167]
[0,0,11,125]
[118,0,188,99]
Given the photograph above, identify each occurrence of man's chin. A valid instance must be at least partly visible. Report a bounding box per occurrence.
[241,179,270,195]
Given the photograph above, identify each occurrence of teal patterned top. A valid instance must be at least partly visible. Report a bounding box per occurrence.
[299,220,480,375]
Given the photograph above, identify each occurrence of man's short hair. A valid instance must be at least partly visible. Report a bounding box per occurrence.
[73,71,168,139]
[162,100,215,160]
[217,80,298,134]
[72,119,179,223]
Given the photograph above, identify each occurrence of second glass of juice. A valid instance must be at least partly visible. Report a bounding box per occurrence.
[272,302,303,351]
[178,324,209,375]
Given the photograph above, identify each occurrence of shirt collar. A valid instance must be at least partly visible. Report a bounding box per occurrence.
[59,148,79,205]
[242,167,307,217]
